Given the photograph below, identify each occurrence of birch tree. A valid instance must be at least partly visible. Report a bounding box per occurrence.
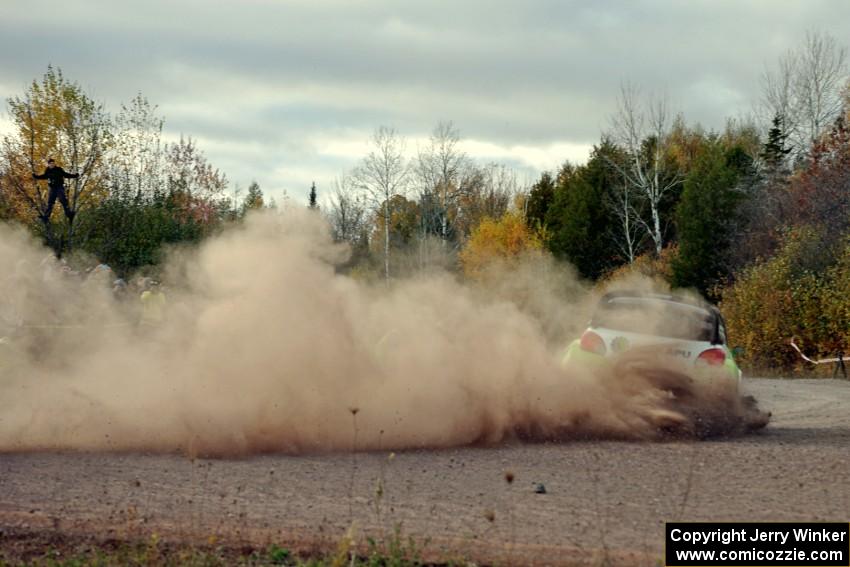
[608,84,682,256]
[607,178,644,264]
[327,176,367,245]
[110,93,164,199]
[415,121,468,244]
[352,126,410,283]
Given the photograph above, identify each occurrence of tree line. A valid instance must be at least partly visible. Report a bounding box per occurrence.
[2,31,850,371]
[322,30,850,371]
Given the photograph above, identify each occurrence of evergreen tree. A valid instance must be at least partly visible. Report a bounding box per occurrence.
[242,181,264,213]
[309,182,318,209]
[525,171,555,230]
[672,141,747,296]
[760,113,792,173]
[545,144,620,279]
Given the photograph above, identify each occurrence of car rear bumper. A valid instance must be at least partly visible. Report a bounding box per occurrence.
[561,340,741,388]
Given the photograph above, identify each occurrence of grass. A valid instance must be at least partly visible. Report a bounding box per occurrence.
[0,529,439,567]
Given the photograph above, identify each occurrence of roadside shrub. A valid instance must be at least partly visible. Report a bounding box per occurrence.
[720,227,850,372]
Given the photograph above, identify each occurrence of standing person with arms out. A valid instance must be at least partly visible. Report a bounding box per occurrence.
[32,158,79,222]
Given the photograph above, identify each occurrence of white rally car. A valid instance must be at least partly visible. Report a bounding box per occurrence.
[562,291,742,392]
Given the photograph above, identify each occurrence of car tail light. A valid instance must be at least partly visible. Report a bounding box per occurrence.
[580,330,607,355]
[696,348,726,366]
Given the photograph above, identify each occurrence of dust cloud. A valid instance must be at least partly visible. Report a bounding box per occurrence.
[0,211,766,457]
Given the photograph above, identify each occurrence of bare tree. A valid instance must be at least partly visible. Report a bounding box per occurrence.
[110,93,164,199]
[452,163,517,240]
[327,175,367,245]
[608,83,682,256]
[351,126,410,283]
[607,179,645,264]
[761,53,796,137]
[415,121,468,244]
[761,30,848,161]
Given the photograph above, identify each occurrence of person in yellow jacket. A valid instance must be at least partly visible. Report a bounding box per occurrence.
[139,280,166,328]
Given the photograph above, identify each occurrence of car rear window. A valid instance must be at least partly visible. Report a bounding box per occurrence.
[591,298,715,342]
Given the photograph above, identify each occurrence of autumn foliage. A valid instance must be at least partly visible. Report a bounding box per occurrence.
[719,107,850,372]
[720,228,850,371]
[5,60,850,374]
[599,245,677,289]
[459,211,543,279]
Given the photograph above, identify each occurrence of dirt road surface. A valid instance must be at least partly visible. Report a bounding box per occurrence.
[2,378,849,565]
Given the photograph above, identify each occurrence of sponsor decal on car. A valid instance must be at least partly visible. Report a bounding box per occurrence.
[666,347,692,359]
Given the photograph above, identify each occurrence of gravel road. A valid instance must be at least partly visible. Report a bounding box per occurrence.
[2,378,849,565]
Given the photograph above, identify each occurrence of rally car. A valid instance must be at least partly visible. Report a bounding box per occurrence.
[562,291,741,392]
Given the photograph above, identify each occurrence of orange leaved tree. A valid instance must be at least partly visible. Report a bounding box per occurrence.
[459,210,543,279]
[0,66,110,256]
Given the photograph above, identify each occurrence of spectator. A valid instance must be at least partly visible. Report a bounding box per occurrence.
[139,280,167,329]
[32,158,79,222]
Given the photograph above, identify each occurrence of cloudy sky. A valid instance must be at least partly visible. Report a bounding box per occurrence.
[1,0,849,204]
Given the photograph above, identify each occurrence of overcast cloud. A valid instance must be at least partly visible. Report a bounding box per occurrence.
[2,0,849,203]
